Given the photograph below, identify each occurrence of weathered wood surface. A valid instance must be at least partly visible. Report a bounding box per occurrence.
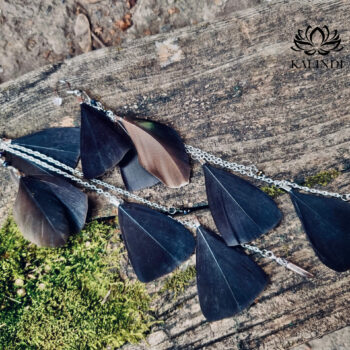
[1,0,350,349]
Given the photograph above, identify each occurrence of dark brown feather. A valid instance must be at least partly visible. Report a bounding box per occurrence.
[13,175,88,247]
[120,117,190,188]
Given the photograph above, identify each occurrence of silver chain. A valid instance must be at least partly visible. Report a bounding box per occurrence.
[3,142,177,214]
[184,144,350,201]
[242,243,313,278]
[1,142,200,230]
[68,88,350,202]
[172,217,199,229]
[66,88,116,122]
[242,243,288,267]
[0,142,121,207]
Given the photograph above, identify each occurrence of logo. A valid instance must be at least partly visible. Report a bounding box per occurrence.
[291,25,343,55]
[290,25,344,69]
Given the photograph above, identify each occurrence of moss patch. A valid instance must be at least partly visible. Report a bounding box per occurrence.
[304,169,340,187]
[261,169,341,198]
[261,185,285,198]
[161,266,196,299]
[0,217,154,349]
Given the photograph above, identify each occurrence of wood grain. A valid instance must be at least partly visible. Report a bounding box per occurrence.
[1,0,350,349]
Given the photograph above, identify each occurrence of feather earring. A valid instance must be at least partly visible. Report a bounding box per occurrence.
[289,189,350,272]
[196,225,267,321]
[64,87,191,189]
[118,202,195,282]
[1,137,313,323]
[203,163,282,246]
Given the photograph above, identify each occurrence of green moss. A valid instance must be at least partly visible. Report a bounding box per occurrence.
[161,266,196,299]
[261,169,340,198]
[0,217,154,349]
[305,169,340,188]
[260,185,285,198]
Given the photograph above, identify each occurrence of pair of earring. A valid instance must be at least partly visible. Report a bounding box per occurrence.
[2,80,350,322]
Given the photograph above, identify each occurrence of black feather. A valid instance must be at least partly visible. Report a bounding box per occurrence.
[80,103,132,178]
[119,149,160,191]
[12,127,80,168]
[13,175,88,247]
[290,190,350,272]
[196,226,268,321]
[118,202,195,282]
[203,163,282,246]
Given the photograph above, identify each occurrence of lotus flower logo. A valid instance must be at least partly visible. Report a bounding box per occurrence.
[291,25,343,55]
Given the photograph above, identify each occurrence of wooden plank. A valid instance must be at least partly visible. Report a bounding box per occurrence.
[1,0,350,349]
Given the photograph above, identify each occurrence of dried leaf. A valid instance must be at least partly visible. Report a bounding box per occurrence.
[114,13,132,31]
[74,14,91,53]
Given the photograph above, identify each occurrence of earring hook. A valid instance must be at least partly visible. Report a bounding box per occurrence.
[54,80,92,104]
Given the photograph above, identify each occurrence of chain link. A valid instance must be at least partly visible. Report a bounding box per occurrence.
[241,243,288,267]
[172,217,199,229]
[242,243,313,278]
[66,89,116,122]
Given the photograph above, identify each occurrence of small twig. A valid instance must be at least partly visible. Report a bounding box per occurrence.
[101,290,111,305]
[91,32,106,48]
[5,295,21,304]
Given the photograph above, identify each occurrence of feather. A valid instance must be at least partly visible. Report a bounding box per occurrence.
[118,202,195,282]
[203,164,282,246]
[196,226,268,321]
[80,103,132,178]
[13,175,88,247]
[12,127,80,168]
[290,190,350,272]
[120,116,190,188]
[119,149,160,191]
[5,152,50,177]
